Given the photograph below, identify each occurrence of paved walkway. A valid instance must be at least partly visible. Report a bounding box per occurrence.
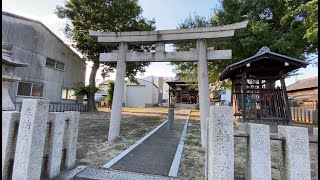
[109,109,190,176]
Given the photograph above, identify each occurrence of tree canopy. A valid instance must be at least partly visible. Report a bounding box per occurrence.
[55,0,156,111]
[172,0,318,92]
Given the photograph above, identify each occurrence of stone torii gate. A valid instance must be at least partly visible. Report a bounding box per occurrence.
[89,20,248,146]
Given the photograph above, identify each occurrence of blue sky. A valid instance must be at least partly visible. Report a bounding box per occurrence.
[2,0,318,85]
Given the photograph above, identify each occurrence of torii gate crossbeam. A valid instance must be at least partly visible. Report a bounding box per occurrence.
[89,20,248,147]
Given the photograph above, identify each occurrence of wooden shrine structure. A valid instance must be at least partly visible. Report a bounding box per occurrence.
[219,47,308,125]
[166,81,198,105]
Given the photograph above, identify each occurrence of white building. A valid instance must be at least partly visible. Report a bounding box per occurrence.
[123,78,159,107]
[142,76,175,104]
[2,11,86,109]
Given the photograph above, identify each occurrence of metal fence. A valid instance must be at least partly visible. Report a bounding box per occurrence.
[14,102,88,112]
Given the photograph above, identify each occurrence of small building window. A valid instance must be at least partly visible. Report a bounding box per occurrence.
[46,58,56,68]
[17,82,44,97]
[62,88,77,100]
[31,84,44,97]
[56,61,65,70]
[46,58,65,71]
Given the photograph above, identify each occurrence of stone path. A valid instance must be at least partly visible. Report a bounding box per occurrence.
[108,109,190,176]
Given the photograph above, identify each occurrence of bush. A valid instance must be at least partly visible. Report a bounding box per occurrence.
[106,81,115,108]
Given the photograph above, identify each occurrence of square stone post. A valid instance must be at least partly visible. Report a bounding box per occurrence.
[12,99,50,180]
[207,106,234,180]
[64,111,80,169]
[197,39,210,148]
[2,111,20,180]
[278,126,311,179]
[46,112,66,179]
[245,123,271,179]
[108,42,127,142]
[313,128,318,140]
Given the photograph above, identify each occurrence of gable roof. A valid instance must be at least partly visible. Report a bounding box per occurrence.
[2,11,83,61]
[219,47,308,80]
[287,76,318,91]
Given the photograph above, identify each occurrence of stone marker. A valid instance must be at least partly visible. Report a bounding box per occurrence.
[207,106,234,180]
[12,99,50,180]
[47,112,66,178]
[278,126,311,180]
[168,108,174,129]
[245,123,271,180]
[2,111,20,180]
[64,111,80,169]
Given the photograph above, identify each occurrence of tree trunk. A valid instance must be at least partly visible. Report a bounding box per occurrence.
[87,60,100,112]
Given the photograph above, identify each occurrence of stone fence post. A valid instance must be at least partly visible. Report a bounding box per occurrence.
[47,112,66,179]
[64,111,80,169]
[12,99,50,180]
[245,123,271,179]
[207,106,234,180]
[278,126,311,179]
[2,111,20,180]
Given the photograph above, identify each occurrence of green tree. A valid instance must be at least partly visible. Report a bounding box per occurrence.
[106,81,115,109]
[72,81,99,98]
[172,0,318,89]
[55,0,155,111]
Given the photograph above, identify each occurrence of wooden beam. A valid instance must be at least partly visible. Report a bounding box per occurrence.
[279,71,292,125]
[99,49,232,62]
[242,71,247,123]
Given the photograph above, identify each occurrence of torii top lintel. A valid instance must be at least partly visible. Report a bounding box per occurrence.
[89,20,249,45]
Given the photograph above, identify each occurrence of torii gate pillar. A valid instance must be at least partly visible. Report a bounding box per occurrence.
[197,39,210,148]
[108,42,127,142]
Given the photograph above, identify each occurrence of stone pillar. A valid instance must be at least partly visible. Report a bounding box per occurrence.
[278,126,311,179]
[12,99,50,180]
[168,108,174,129]
[204,117,209,180]
[313,128,318,140]
[2,111,20,180]
[312,110,318,124]
[108,42,127,142]
[245,123,271,179]
[207,106,234,180]
[197,39,210,148]
[64,111,80,169]
[47,112,66,179]
[238,123,245,132]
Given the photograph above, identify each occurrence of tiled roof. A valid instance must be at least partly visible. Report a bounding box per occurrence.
[287,76,318,91]
[288,94,318,101]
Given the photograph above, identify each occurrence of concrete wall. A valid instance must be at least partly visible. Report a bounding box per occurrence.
[2,12,86,104]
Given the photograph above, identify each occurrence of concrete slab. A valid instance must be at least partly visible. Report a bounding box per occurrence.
[75,167,178,180]
[110,119,186,176]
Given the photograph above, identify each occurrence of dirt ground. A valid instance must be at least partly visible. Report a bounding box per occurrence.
[178,116,318,180]
[76,107,168,167]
